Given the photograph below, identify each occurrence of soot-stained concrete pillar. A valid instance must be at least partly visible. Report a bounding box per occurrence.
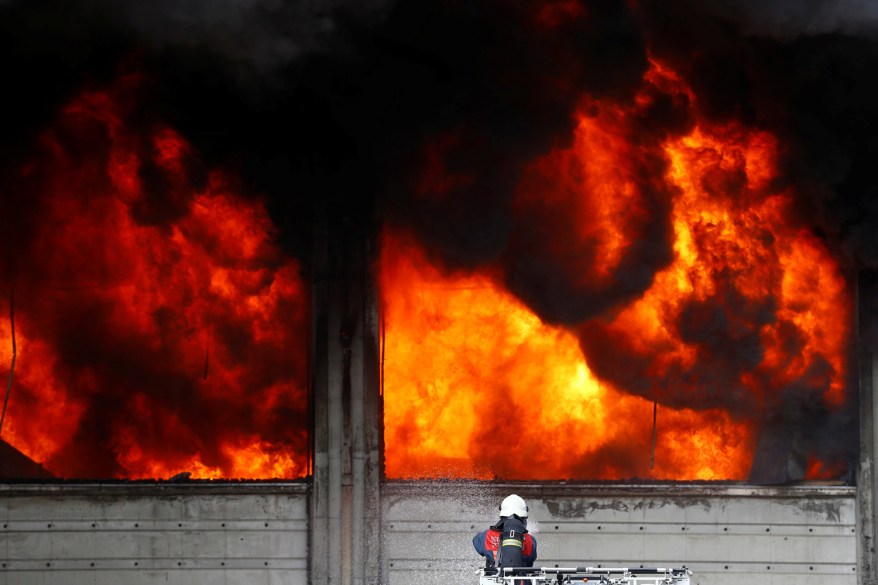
[311,209,383,585]
[858,271,877,585]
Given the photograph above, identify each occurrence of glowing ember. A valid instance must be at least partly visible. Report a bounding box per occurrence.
[381,61,851,481]
[0,75,309,479]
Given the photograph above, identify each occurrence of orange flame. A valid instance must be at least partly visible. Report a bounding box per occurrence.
[0,75,309,479]
[381,61,850,480]
[381,230,753,480]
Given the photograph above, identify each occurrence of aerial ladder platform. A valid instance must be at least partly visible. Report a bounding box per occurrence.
[477,565,692,584]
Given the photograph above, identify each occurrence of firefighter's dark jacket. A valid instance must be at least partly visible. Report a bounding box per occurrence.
[473,517,537,568]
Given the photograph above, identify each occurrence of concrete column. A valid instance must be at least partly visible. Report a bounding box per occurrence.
[310,210,383,585]
[858,272,877,585]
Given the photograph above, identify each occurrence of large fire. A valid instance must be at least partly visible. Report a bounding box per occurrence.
[0,3,856,484]
[0,73,310,479]
[381,61,851,481]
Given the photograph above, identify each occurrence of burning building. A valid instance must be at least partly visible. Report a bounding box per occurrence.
[0,0,874,583]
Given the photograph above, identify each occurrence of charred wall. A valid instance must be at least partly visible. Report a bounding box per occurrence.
[0,483,309,584]
[857,271,878,584]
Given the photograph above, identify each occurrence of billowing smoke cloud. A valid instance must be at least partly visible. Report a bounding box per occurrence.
[707,0,878,40]
[111,0,394,77]
[4,0,876,268]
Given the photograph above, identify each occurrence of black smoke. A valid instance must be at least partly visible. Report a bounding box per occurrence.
[2,0,878,264]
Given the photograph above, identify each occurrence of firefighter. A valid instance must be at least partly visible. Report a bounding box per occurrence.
[473,494,537,572]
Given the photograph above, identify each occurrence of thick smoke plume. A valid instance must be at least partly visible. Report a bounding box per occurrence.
[111,0,394,78]
[5,0,878,265]
[707,0,878,39]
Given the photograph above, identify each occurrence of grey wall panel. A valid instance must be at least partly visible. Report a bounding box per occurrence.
[384,482,858,585]
[0,484,308,585]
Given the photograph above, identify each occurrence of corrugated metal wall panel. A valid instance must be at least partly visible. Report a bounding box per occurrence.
[0,484,309,585]
[0,481,859,584]
[384,482,858,585]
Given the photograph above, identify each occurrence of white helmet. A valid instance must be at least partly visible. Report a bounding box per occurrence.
[499,494,528,518]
